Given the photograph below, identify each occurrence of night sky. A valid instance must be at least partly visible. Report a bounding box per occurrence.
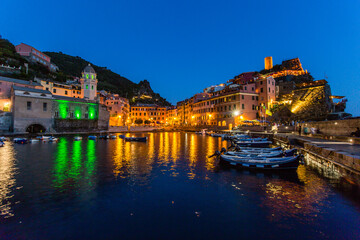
[1,0,359,115]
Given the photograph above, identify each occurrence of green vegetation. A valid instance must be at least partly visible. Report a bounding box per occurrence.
[45,52,171,106]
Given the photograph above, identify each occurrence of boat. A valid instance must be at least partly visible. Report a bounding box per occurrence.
[109,135,117,139]
[99,135,109,139]
[234,137,268,142]
[220,154,300,170]
[225,148,297,158]
[124,136,147,142]
[74,136,83,141]
[88,135,97,140]
[49,137,58,142]
[118,135,125,139]
[14,138,28,144]
[234,141,272,148]
[29,139,40,143]
[37,136,51,141]
[225,150,284,158]
[0,141,4,147]
[0,137,8,142]
[237,146,282,152]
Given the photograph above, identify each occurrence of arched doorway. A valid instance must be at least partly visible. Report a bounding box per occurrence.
[229,123,233,130]
[26,124,46,133]
[222,121,226,126]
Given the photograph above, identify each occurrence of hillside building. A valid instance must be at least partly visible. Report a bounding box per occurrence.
[15,43,58,72]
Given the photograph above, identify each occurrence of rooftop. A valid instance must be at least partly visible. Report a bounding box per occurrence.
[0,76,42,86]
[12,85,51,94]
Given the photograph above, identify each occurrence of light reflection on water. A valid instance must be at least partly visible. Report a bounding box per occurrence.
[0,143,17,218]
[0,132,359,239]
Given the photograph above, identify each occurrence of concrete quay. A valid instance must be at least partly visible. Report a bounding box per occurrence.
[271,133,360,186]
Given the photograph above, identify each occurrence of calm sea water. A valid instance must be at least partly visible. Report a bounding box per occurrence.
[0,132,359,240]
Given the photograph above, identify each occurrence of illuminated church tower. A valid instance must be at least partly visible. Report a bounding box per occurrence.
[80,64,98,100]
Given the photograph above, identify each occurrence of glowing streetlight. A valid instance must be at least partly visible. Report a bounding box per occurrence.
[234,111,240,116]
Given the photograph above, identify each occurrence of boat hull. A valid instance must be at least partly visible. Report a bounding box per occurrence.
[220,155,300,170]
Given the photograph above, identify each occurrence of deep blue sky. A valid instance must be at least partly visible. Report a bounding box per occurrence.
[1,0,359,115]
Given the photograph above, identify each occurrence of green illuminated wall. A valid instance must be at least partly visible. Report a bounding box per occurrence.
[55,99,98,120]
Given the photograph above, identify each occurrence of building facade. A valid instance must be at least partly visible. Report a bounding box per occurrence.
[15,43,58,72]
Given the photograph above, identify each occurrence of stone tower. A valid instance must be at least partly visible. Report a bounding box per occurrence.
[80,64,98,100]
[264,56,273,70]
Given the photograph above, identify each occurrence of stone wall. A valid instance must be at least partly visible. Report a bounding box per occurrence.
[98,104,110,130]
[0,112,12,132]
[300,118,360,136]
[54,119,98,132]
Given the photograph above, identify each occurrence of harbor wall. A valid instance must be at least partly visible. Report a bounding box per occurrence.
[272,134,360,186]
[300,119,360,136]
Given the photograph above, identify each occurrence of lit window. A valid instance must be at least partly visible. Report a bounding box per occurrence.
[86,85,88,89]
[86,74,89,79]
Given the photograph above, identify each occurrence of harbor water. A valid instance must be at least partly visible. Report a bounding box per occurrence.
[0,132,359,239]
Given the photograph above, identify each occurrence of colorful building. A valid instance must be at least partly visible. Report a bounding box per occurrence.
[130,104,167,124]
[15,43,58,72]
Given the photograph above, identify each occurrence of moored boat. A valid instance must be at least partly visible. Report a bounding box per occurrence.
[29,139,40,143]
[88,135,97,140]
[109,135,117,139]
[74,136,83,141]
[124,136,147,142]
[234,141,272,148]
[0,141,4,147]
[14,138,28,144]
[220,154,300,170]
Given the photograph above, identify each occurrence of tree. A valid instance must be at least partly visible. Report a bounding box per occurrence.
[134,119,143,124]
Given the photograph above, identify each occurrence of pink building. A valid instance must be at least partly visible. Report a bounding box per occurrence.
[0,76,43,111]
[15,43,58,72]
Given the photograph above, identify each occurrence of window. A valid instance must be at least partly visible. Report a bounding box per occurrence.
[233,104,236,109]
[242,95,244,100]
[55,111,59,118]
[245,86,247,90]
[269,88,270,93]
[91,75,94,79]
[65,90,68,95]
[46,88,49,91]
[0,88,1,92]
[70,112,74,118]
[46,81,49,84]
[86,85,88,89]
[252,87,254,91]
[261,88,263,93]
[260,81,263,85]
[86,74,89,79]
[85,113,88,119]
[242,104,245,109]
[91,85,94,90]
[252,96,254,100]
[43,102,47,111]
[53,89,57,93]
[27,101,32,110]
